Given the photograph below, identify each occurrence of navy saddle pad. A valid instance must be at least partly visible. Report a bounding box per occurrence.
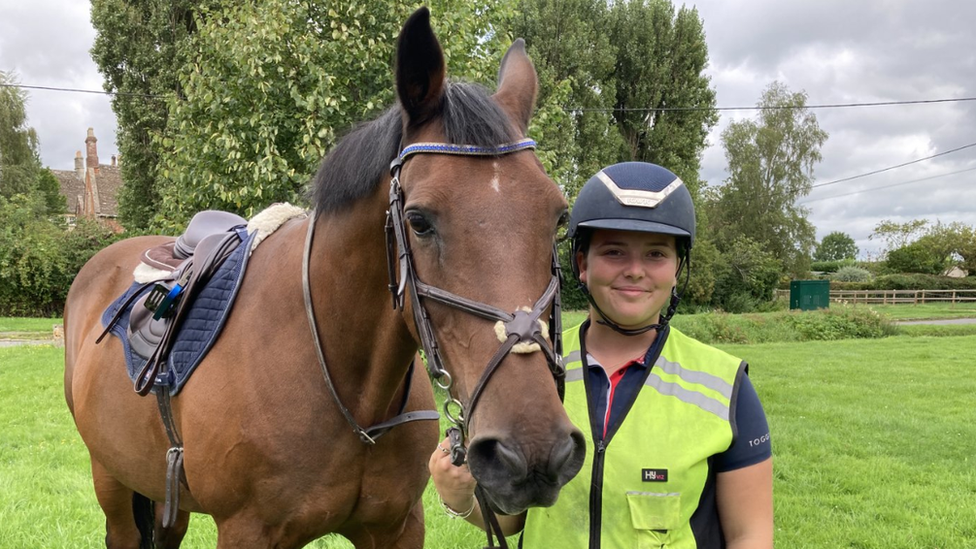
[101,227,257,394]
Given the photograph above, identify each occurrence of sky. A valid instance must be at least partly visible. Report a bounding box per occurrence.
[2,1,974,259]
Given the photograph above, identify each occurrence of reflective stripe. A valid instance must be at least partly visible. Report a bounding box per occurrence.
[626,491,681,497]
[654,356,733,399]
[565,368,584,382]
[564,350,581,365]
[645,373,729,420]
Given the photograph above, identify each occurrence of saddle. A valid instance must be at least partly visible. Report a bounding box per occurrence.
[127,210,249,361]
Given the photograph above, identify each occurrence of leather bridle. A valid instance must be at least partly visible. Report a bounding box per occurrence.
[384,138,566,460]
[303,137,565,549]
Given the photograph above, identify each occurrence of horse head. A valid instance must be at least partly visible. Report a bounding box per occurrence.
[392,8,585,514]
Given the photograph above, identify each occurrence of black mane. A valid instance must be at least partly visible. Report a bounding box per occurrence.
[311,81,518,215]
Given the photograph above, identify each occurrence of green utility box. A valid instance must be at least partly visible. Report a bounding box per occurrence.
[789,280,830,311]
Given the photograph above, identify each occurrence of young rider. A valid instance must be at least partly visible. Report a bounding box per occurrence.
[429,162,773,548]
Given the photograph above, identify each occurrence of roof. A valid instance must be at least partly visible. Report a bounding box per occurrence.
[51,164,123,217]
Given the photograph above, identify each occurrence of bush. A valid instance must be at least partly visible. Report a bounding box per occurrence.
[832,266,872,282]
[671,304,896,344]
[811,259,855,273]
[0,195,123,316]
[832,273,976,291]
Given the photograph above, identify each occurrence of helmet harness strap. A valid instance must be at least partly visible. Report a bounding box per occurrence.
[577,251,691,337]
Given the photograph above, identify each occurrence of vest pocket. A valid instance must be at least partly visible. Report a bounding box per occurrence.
[626,491,681,548]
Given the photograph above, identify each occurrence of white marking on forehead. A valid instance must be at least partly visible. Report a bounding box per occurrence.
[490,161,501,193]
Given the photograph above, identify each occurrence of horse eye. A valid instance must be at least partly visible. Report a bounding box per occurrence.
[557,210,570,228]
[405,211,434,236]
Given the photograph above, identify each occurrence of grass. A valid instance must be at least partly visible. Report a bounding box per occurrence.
[847,301,976,321]
[716,336,976,548]
[4,334,976,548]
[0,317,61,339]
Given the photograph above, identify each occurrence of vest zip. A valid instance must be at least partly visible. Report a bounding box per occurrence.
[589,438,606,549]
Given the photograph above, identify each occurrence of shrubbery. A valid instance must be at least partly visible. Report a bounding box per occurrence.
[671,304,897,344]
[0,195,124,316]
[832,266,872,282]
[832,273,976,291]
[810,259,855,273]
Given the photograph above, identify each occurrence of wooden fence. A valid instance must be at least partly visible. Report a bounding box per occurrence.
[774,289,976,305]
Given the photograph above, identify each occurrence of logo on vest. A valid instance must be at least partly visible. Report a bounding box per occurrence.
[642,468,668,482]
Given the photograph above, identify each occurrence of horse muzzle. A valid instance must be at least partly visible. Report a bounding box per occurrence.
[466,425,585,515]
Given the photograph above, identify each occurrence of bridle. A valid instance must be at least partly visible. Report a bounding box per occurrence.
[387,138,565,549]
[303,136,565,549]
[385,138,566,457]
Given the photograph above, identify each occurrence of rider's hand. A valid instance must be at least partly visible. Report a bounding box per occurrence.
[428,436,477,515]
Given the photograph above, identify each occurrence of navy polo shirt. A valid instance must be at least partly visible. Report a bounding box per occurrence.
[583,324,771,472]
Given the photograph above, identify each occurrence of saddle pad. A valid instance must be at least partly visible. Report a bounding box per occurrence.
[101,227,257,395]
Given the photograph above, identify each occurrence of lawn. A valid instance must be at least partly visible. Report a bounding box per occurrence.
[856,301,976,321]
[2,333,974,547]
[0,317,61,339]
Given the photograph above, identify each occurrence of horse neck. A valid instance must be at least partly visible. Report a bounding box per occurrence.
[307,190,419,423]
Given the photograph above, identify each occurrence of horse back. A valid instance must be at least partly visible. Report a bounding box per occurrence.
[64,235,173,412]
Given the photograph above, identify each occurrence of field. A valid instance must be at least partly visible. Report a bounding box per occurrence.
[3,328,975,548]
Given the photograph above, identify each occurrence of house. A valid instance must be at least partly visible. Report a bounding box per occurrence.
[944,266,969,278]
[51,128,123,229]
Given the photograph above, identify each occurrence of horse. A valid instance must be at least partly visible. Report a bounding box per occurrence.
[63,8,585,549]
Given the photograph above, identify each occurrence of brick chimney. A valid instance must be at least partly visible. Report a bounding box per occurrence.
[85,128,99,174]
[111,155,117,167]
[74,151,84,180]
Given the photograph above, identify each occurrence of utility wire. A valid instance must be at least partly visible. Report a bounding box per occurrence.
[571,96,976,113]
[801,166,976,204]
[0,83,165,99]
[811,141,976,189]
[4,82,976,111]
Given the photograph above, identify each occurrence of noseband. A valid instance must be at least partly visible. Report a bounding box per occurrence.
[385,138,566,464]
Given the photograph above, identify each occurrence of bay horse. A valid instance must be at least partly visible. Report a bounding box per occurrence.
[64,8,584,549]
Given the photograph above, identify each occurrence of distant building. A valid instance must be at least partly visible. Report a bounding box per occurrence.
[944,266,969,278]
[51,128,123,229]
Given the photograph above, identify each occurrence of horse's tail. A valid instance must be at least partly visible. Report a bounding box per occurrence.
[132,492,155,549]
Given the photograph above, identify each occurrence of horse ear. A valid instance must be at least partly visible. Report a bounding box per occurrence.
[493,39,538,134]
[396,7,446,126]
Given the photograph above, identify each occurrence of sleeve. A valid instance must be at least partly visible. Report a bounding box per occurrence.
[713,372,771,473]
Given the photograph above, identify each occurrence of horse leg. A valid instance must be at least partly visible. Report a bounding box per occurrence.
[91,458,152,549]
[342,499,425,549]
[153,506,190,549]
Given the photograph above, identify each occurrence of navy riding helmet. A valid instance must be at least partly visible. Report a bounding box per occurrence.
[567,161,696,335]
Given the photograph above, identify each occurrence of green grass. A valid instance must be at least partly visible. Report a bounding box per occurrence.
[897,323,976,337]
[0,317,61,338]
[851,302,976,321]
[716,336,976,548]
[4,334,976,548]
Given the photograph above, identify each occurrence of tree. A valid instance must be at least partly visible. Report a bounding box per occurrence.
[869,218,928,258]
[707,81,827,277]
[608,0,717,200]
[90,0,212,229]
[0,71,42,199]
[815,231,858,261]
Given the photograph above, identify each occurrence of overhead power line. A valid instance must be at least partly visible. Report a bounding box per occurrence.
[811,141,976,189]
[0,83,165,99]
[801,166,976,204]
[3,82,976,111]
[571,96,976,113]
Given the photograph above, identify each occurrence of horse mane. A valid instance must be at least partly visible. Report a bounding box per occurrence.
[311,81,519,215]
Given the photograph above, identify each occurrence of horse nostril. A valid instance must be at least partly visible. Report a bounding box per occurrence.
[468,438,528,481]
[548,430,586,481]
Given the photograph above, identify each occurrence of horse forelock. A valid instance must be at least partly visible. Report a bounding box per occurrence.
[310,81,519,216]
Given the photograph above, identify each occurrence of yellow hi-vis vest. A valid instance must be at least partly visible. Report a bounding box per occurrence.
[522,322,746,549]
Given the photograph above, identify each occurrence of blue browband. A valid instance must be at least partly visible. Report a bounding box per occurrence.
[398,138,536,163]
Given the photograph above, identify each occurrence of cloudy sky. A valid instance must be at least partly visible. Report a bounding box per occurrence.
[2,1,974,258]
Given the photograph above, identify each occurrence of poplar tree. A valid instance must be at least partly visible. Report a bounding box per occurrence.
[708,81,827,277]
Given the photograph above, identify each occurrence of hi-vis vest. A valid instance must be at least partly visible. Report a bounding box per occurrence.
[522,323,746,549]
